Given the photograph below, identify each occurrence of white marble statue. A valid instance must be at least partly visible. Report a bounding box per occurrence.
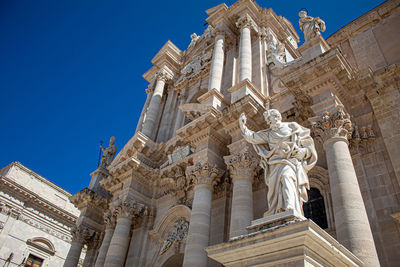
[100,136,117,168]
[299,10,326,42]
[239,109,317,216]
[188,33,200,48]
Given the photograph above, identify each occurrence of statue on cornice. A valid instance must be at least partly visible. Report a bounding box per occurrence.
[188,33,200,48]
[299,10,326,42]
[100,136,117,168]
[239,109,317,216]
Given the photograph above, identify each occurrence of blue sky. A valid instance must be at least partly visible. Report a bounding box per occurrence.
[0,0,383,194]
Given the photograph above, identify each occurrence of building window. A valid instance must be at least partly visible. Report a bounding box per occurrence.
[303,187,328,229]
[25,254,43,267]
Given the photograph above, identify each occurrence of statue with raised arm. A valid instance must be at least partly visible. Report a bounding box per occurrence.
[239,110,317,216]
[100,136,117,168]
[299,10,326,42]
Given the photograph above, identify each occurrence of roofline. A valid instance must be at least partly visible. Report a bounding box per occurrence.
[1,162,73,197]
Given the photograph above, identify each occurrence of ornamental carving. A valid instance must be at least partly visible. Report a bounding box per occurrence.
[186,162,224,188]
[104,211,116,228]
[181,50,212,79]
[224,150,259,182]
[113,199,146,219]
[311,106,353,144]
[350,124,376,154]
[160,218,189,255]
[236,14,258,31]
[71,225,95,244]
[160,166,191,204]
[156,69,172,82]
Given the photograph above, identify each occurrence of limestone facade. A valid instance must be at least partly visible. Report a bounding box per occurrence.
[67,0,400,266]
[0,162,83,266]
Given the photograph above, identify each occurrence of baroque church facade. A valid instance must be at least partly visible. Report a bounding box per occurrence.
[64,0,400,266]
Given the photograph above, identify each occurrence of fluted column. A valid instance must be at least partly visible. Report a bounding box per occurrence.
[236,14,255,82]
[312,107,380,267]
[208,32,225,92]
[142,70,171,138]
[224,150,257,238]
[94,212,116,267]
[183,163,224,267]
[64,226,92,267]
[103,200,145,267]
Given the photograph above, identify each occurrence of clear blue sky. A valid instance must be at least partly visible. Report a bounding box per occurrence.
[0,0,383,194]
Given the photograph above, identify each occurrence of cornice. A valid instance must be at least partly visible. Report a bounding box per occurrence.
[0,176,77,223]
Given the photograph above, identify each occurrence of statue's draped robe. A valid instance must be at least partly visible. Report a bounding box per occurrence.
[243,122,317,215]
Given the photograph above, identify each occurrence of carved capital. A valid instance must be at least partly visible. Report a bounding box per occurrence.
[311,106,353,145]
[186,162,224,189]
[155,69,172,82]
[224,150,258,183]
[113,199,146,220]
[236,14,257,31]
[71,225,95,244]
[104,211,116,229]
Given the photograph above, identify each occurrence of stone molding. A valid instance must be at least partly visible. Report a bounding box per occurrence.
[186,162,224,190]
[310,106,353,146]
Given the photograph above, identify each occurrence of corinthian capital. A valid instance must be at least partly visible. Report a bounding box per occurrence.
[186,162,224,189]
[236,14,257,31]
[71,225,94,244]
[311,106,353,145]
[224,150,258,182]
[155,69,173,82]
[113,199,146,220]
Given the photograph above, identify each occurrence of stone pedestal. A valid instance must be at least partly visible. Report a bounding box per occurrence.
[88,167,112,198]
[228,79,267,106]
[297,35,330,62]
[206,213,362,267]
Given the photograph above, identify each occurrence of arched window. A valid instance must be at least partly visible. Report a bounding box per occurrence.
[303,187,328,229]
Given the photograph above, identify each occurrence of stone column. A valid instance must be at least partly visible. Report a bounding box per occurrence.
[103,200,145,267]
[312,107,380,267]
[236,14,255,82]
[141,70,171,138]
[208,32,225,92]
[135,87,153,134]
[224,150,257,238]
[94,212,116,267]
[82,233,101,267]
[173,94,186,134]
[64,226,92,267]
[183,163,224,267]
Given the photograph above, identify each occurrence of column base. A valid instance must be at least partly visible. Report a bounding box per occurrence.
[206,218,362,267]
[228,79,267,107]
[197,88,228,110]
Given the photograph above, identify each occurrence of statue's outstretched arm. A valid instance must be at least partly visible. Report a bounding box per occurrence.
[239,113,267,144]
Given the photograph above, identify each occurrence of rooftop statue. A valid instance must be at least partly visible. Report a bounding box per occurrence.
[100,136,117,168]
[299,10,326,42]
[239,110,317,216]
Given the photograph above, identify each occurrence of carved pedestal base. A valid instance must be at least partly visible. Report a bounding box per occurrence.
[206,219,362,267]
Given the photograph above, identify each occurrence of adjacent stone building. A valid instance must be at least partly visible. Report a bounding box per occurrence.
[0,162,83,266]
[65,0,400,266]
